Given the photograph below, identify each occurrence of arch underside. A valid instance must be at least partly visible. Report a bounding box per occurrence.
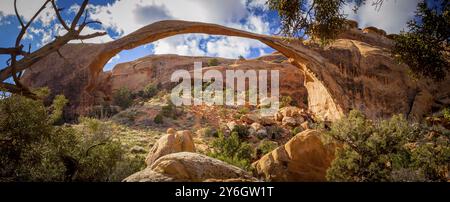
[86,20,345,121]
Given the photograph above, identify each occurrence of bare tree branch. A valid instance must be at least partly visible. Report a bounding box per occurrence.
[77,32,107,40]
[0,47,27,56]
[71,0,90,30]
[14,0,25,28]
[0,0,106,98]
[50,0,70,31]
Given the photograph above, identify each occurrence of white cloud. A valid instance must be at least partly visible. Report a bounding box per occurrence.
[342,0,419,34]
[0,0,55,26]
[206,36,266,58]
[248,0,268,10]
[153,35,207,56]
[87,0,272,58]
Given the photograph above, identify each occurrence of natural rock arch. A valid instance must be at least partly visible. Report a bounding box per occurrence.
[23,20,443,121]
[85,20,345,121]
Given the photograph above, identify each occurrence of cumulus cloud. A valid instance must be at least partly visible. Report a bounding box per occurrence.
[0,0,112,47]
[87,0,272,58]
[0,0,55,26]
[342,0,419,34]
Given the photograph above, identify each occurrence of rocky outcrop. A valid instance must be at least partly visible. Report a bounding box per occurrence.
[252,130,336,181]
[276,106,310,127]
[124,152,256,182]
[145,128,195,166]
[106,53,308,108]
[21,20,450,121]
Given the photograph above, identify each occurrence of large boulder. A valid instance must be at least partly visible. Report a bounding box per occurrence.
[124,152,256,182]
[252,130,336,181]
[145,129,195,166]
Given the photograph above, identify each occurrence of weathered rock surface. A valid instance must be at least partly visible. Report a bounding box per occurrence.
[252,130,336,181]
[21,20,450,121]
[125,152,256,182]
[145,129,195,166]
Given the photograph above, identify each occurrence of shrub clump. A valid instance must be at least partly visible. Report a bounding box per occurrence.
[326,110,450,182]
[255,140,278,158]
[207,58,219,66]
[141,83,159,99]
[231,124,250,139]
[113,87,133,110]
[208,132,253,170]
[0,93,142,182]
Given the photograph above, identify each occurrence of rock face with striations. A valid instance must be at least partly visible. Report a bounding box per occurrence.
[252,130,337,181]
[21,20,450,121]
[103,53,308,108]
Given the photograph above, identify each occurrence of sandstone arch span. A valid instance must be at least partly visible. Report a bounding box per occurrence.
[86,20,345,121]
[23,20,443,121]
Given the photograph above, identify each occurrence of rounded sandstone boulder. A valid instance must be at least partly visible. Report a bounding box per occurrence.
[252,130,337,182]
[125,152,256,182]
[145,130,195,166]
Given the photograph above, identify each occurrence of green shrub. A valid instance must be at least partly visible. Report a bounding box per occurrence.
[48,95,68,124]
[232,124,250,139]
[142,83,159,99]
[291,126,304,135]
[443,108,450,121]
[0,94,141,182]
[153,114,163,124]
[207,58,219,66]
[113,87,133,109]
[255,140,278,158]
[280,96,293,108]
[208,132,253,170]
[109,155,145,182]
[161,101,177,119]
[238,107,249,115]
[198,127,218,138]
[326,110,450,182]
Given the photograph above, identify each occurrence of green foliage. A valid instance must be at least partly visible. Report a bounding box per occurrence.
[207,58,219,66]
[160,101,177,119]
[280,96,293,108]
[255,140,278,158]
[443,108,450,121]
[238,55,246,60]
[208,132,253,170]
[231,124,250,139]
[113,87,133,109]
[142,83,159,99]
[326,110,450,182]
[0,94,56,181]
[291,126,304,135]
[48,95,68,124]
[0,95,141,182]
[392,1,449,81]
[238,107,250,115]
[109,155,145,182]
[32,87,51,99]
[267,0,347,44]
[198,126,219,138]
[153,114,163,124]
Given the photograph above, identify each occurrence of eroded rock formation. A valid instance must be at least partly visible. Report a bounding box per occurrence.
[252,130,337,181]
[124,152,256,182]
[21,20,450,121]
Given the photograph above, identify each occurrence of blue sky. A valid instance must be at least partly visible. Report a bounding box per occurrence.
[0,0,420,72]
